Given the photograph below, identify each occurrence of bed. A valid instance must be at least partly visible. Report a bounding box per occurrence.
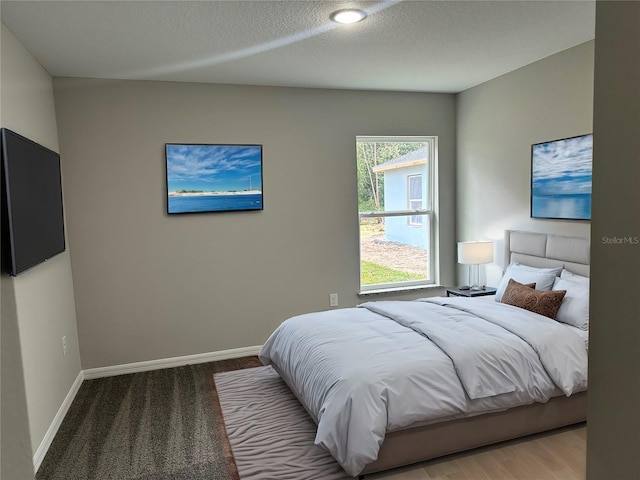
[259,230,590,477]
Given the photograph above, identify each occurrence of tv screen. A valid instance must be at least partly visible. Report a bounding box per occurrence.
[165,143,263,214]
[531,133,593,220]
[1,128,66,276]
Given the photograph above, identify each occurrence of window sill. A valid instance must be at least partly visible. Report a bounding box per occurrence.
[358,284,444,297]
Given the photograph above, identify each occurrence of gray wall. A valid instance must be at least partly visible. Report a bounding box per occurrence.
[53,79,456,369]
[587,1,640,478]
[0,22,81,470]
[456,41,594,286]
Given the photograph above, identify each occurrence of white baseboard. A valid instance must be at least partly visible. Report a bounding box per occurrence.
[33,370,84,472]
[82,345,263,380]
[34,345,263,471]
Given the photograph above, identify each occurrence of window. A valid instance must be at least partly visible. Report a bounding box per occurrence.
[407,174,423,225]
[357,136,437,292]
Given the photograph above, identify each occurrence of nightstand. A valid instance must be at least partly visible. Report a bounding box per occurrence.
[446,287,497,298]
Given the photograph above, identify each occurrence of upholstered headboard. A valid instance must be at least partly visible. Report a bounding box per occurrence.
[504,230,590,277]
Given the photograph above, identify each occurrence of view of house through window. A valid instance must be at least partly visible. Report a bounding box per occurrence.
[357,136,436,290]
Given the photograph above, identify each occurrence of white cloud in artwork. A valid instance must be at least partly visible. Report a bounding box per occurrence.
[532,134,592,196]
[166,144,262,192]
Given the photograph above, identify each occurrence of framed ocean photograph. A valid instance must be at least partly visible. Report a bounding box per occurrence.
[531,134,593,220]
[165,143,263,214]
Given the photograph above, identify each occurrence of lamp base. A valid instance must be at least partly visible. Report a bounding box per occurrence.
[458,285,471,290]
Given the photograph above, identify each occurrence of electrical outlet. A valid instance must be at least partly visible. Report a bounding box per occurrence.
[62,336,67,356]
[329,293,339,307]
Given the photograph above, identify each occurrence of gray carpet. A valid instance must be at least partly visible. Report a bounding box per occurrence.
[36,357,262,480]
[215,366,352,480]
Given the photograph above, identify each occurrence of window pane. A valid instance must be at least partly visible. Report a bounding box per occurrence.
[359,214,429,287]
[356,136,435,290]
[357,141,429,213]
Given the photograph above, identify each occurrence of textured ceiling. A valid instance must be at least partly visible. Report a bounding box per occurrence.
[0,0,595,93]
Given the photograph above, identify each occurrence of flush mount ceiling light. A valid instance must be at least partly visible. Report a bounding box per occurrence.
[329,9,367,24]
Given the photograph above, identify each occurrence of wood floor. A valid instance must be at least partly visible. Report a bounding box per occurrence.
[370,424,586,480]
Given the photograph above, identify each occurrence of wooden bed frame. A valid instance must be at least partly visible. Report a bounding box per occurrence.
[358,230,591,476]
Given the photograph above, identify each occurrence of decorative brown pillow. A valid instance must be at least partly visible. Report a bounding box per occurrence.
[501,278,566,319]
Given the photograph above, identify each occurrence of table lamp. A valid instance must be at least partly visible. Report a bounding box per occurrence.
[457,241,494,290]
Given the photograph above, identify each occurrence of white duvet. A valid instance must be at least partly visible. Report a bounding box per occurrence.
[258,297,588,477]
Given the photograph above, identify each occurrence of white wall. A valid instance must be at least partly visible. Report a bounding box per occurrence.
[52,79,456,369]
[587,1,640,478]
[0,22,81,465]
[456,41,594,286]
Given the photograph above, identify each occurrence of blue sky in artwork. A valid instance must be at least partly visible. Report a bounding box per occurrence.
[532,134,592,196]
[166,144,262,192]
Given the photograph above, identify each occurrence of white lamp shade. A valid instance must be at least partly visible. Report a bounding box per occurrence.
[457,241,494,265]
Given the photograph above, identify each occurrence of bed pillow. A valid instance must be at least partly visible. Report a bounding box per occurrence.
[560,269,590,286]
[501,278,566,319]
[553,277,590,330]
[495,263,562,301]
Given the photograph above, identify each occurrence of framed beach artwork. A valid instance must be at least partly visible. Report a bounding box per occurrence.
[165,143,263,214]
[531,134,593,221]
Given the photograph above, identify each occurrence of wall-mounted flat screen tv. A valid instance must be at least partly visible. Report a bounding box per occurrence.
[165,143,263,214]
[531,133,593,221]
[1,128,66,276]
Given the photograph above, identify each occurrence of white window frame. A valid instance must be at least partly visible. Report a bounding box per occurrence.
[357,136,438,293]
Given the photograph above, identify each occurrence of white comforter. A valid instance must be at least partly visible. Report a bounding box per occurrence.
[258,297,588,477]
